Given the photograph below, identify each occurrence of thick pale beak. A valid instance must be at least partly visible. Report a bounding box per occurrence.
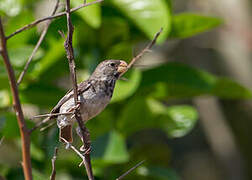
[117,61,128,73]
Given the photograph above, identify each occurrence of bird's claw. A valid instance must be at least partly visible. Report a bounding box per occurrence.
[80,145,91,155]
[65,142,71,150]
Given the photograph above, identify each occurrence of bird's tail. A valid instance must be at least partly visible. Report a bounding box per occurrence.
[60,125,73,143]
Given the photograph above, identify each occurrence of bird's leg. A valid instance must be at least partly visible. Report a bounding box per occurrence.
[76,126,91,155]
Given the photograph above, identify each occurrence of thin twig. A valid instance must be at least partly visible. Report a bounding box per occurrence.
[30,110,74,133]
[17,0,60,85]
[60,138,86,167]
[32,112,73,119]
[58,30,66,40]
[6,0,103,39]
[120,28,163,77]
[0,18,32,180]
[116,160,146,180]
[40,121,56,132]
[50,147,58,180]
[63,0,94,179]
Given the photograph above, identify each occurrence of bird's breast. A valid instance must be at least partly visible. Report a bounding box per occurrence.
[57,79,115,128]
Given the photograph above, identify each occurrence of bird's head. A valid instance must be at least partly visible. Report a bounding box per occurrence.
[91,60,128,80]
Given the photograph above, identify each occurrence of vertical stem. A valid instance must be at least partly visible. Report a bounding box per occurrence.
[0,18,32,180]
[64,1,94,179]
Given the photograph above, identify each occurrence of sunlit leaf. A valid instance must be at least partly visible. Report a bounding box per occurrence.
[111,70,141,103]
[111,0,171,42]
[7,46,43,68]
[72,0,101,28]
[164,105,198,137]
[103,131,129,162]
[92,130,129,163]
[30,38,65,80]
[0,90,10,108]
[170,13,223,38]
[147,99,198,137]
[0,0,22,16]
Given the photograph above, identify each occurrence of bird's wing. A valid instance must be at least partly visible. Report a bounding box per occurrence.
[50,80,92,115]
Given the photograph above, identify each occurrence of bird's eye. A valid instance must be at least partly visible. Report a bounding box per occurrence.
[110,63,115,67]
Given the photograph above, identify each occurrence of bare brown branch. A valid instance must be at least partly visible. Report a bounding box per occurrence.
[120,28,163,77]
[17,0,60,85]
[0,18,32,180]
[116,160,146,180]
[6,0,103,39]
[63,0,94,179]
[50,147,58,180]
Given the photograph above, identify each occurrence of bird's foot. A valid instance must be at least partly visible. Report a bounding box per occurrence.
[68,101,81,113]
[64,141,71,150]
[80,145,91,155]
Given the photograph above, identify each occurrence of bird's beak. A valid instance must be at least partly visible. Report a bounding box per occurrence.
[117,61,128,74]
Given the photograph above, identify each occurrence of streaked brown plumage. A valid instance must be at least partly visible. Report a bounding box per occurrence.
[49,60,127,143]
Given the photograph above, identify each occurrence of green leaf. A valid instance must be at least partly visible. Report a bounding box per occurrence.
[0,0,22,16]
[164,105,198,137]
[147,99,198,137]
[99,17,130,49]
[103,131,129,162]
[72,0,101,28]
[20,83,65,107]
[30,38,65,80]
[142,62,216,97]
[1,113,20,138]
[32,169,47,180]
[106,42,133,61]
[7,46,43,68]
[170,13,223,38]
[211,78,252,99]
[142,62,251,99]
[30,143,45,161]
[0,90,10,108]
[117,97,155,135]
[111,0,171,42]
[111,70,142,103]
[92,130,129,164]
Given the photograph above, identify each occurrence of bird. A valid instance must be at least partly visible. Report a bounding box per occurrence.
[48,60,128,144]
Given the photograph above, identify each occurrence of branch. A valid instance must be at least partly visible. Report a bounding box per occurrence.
[29,112,73,133]
[63,0,94,179]
[116,160,145,180]
[0,18,32,180]
[120,28,163,77]
[32,112,73,119]
[17,0,60,85]
[6,0,103,39]
[50,147,58,180]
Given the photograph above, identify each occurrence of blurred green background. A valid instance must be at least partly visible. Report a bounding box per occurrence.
[1,0,252,179]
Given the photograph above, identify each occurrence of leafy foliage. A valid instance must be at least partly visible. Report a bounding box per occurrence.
[0,0,250,179]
